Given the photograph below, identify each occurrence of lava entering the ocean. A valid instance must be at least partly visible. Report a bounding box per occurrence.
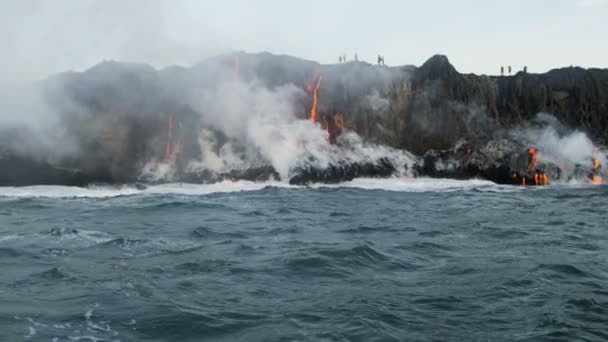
[306,75,322,123]
[591,157,602,184]
[527,147,537,172]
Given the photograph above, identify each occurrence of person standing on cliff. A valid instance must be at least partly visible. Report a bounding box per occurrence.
[508,65,512,76]
[501,66,504,76]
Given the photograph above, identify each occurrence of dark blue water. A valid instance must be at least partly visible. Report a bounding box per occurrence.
[1,181,607,341]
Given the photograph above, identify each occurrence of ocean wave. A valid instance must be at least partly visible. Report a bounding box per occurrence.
[13,304,124,342]
[0,177,600,199]
[0,181,291,199]
[0,178,499,199]
[312,177,506,193]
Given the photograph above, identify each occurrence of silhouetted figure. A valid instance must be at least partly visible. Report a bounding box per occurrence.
[523,66,528,74]
[378,54,382,65]
[381,55,385,65]
[501,66,504,76]
[354,53,358,62]
[508,65,512,76]
[339,56,343,64]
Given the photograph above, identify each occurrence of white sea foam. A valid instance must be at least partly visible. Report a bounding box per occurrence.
[0,180,292,199]
[0,177,597,199]
[0,185,141,198]
[312,177,506,192]
[15,305,122,342]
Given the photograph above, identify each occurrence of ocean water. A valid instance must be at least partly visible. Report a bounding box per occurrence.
[0,178,607,342]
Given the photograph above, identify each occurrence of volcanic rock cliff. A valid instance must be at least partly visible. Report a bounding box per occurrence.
[373,55,608,154]
[0,52,606,186]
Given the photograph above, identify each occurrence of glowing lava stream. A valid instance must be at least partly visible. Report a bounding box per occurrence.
[592,157,602,184]
[310,76,322,123]
[527,147,537,172]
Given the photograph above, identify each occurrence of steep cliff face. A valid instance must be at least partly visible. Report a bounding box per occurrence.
[381,55,608,154]
[0,52,606,186]
[384,55,500,154]
[495,67,608,140]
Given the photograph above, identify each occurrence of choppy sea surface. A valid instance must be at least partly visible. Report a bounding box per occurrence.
[0,178,607,342]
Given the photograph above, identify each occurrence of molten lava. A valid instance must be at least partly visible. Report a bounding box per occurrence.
[534,172,549,186]
[512,170,549,187]
[308,76,322,123]
[319,112,347,144]
[527,147,537,172]
[591,158,602,184]
[306,80,313,93]
[305,76,345,143]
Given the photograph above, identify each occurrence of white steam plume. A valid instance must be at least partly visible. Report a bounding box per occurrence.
[512,114,606,181]
[182,68,417,180]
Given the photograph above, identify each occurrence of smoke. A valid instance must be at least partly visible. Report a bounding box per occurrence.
[0,1,229,83]
[364,91,390,113]
[181,67,417,180]
[1,0,421,184]
[186,129,246,174]
[0,80,87,162]
[511,113,606,180]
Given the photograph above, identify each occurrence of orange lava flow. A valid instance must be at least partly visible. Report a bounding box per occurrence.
[527,147,537,172]
[306,81,313,93]
[534,172,549,186]
[310,76,322,123]
[591,158,602,185]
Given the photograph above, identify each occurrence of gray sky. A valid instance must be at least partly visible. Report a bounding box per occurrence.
[1,0,607,81]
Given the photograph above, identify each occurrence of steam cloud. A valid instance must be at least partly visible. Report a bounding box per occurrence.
[153,65,418,181]
[510,113,606,181]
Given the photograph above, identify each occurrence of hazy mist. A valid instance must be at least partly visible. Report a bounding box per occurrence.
[1,0,607,83]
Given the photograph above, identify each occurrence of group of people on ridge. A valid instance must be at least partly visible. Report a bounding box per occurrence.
[337,53,385,65]
[501,65,528,76]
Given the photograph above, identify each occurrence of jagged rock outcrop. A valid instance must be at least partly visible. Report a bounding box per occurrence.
[382,55,608,154]
[288,158,396,185]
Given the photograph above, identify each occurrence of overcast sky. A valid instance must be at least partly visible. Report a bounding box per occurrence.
[1,0,607,81]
